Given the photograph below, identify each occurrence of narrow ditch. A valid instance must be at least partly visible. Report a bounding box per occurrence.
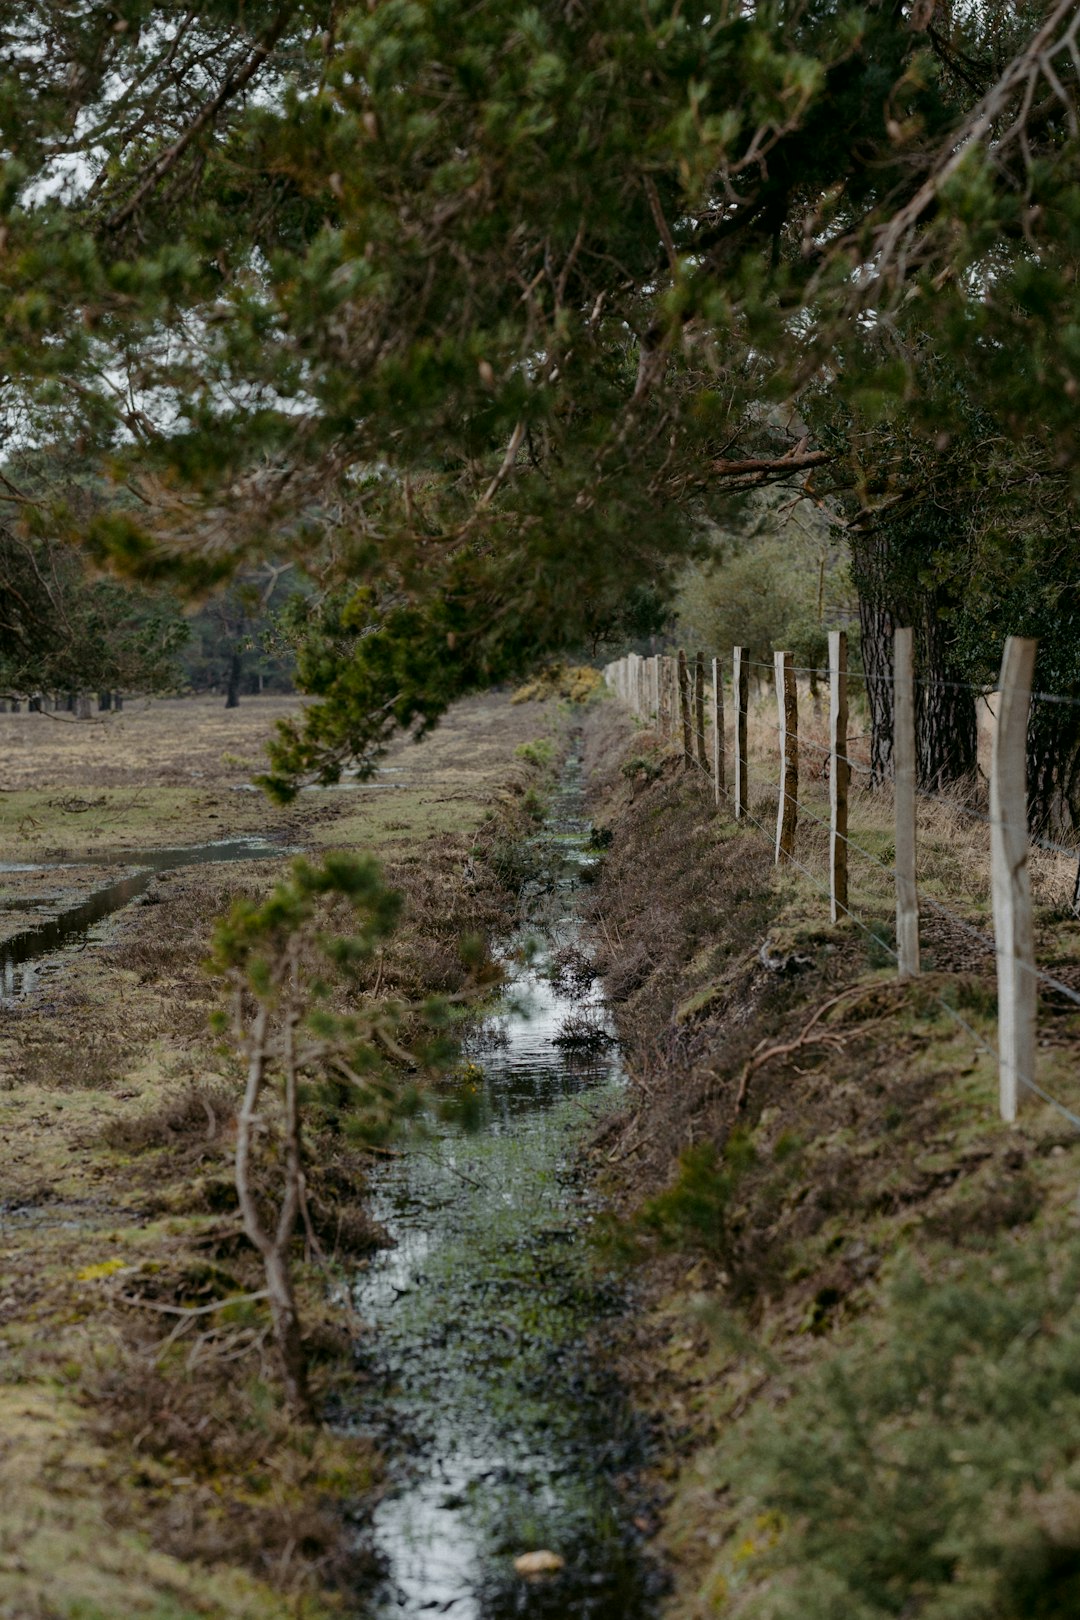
[349,747,660,1619]
[0,837,286,1001]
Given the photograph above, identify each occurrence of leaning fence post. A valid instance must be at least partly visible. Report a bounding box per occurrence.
[774,650,797,862]
[733,647,748,820]
[894,627,920,978]
[991,636,1038,1123]
[694,652,708,772]
[678,649,693,769]
[710,656,726,804]
[829,630,849,921]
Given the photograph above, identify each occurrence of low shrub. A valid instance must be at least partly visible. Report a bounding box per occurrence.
[730,1242,1080,1619]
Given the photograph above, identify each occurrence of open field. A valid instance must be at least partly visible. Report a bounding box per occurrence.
[0,690,564,1620]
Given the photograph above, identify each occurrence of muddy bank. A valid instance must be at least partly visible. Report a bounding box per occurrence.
[579,699,1080,1620]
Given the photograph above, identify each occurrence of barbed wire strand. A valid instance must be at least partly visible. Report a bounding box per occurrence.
[614,684,1080,1129]
[779,783,1080,1013]
[915,784,1080,864]
[711,708,1078,865]
[737,790,1080,1129]
[629,655,1080,711]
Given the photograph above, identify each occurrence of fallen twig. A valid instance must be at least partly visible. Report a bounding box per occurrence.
[114,1288,270,1317]
[734,981,902,1114]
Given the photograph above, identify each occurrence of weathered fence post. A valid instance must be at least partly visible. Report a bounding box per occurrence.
[710,656,725,805]
[733,647,748,820]
[829,630,849,921]
[694,652,708,772]
[678,649,693,769]
[991,635,1038,1123]
[894,627,920,978]
[652,656,661,725]
[774,650,797,862]
[666,655,678,740]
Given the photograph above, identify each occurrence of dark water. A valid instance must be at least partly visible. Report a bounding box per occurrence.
[0,838,285,1001]
[351,755,659,1619]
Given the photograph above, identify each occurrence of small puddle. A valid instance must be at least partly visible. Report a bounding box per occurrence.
[351,752,658,1618]
[0,838,285,1001]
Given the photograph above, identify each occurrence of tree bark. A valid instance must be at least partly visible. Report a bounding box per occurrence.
[859,593,894,785]
[225,650,242,709]
[915,608,977,790]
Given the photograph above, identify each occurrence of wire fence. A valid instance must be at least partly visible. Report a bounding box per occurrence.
[604,637,1080,1133]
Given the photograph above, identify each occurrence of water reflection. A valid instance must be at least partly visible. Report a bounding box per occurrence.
[352,758,657,1620]
[0,838,284,1001]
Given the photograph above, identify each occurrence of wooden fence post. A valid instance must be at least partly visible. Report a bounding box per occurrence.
[694,652,708,772]
[678,649,693,768]
[990,635,1038,1123]
[710,656,725,805]
[829,630,849,921]
[734,647,748,820]
[774,650,797,862]
[894,627,920,978]
[653,656,661,725]
[666,655,678,740]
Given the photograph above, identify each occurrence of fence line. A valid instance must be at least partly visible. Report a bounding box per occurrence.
[603,634,1080,1133]
[894,627,920,980]
[829,630,849,923]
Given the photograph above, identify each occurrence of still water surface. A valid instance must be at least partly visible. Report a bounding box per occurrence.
[0,837,284,1000]
[352,755,658,1619]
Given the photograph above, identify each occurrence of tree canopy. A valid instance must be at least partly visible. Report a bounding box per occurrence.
[2,0,1080,801]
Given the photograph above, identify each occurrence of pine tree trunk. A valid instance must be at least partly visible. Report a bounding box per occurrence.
[859,594,894,785]
[225,651,242,709]
[915,610,977,791]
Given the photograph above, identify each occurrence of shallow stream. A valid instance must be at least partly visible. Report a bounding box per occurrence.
[351,753,658,1618]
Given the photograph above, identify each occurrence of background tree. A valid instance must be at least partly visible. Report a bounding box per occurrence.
[673,488,853,681]
[182,564,299,707]
[0,528,187,705]
[0,1,1079,811]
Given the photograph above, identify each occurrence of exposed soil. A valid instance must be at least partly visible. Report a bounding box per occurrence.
[579,699,1080,1619]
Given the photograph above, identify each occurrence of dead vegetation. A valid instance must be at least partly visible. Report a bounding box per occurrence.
[581,698,1080,1619]
[0,691,565,1619]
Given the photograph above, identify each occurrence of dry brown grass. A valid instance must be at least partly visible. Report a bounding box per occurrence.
[0,692,307,791]
[0,689,566,1619]
[581,694,1080,1620]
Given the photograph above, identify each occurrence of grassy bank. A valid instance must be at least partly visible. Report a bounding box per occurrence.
[582,701,1080,1620]
[0,692,565,1620]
